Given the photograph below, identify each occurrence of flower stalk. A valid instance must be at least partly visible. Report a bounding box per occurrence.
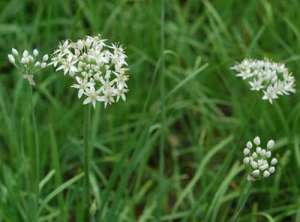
[231,180,252,222]
[30,85,40,221]
[8,48,47,221]
[83,105,92,217]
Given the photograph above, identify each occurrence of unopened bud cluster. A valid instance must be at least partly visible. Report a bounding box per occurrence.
[243,136,278,181]
[8,48,49,86]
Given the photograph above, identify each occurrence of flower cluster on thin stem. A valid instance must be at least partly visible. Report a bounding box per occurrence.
[243,136,278,181]
[231,58,295,103]
[50,35,129,108]
[8,48,49,86]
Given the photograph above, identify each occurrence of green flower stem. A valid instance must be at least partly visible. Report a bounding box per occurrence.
[30,86,40,222]
[84,105,92,218]
[231,180,252,222]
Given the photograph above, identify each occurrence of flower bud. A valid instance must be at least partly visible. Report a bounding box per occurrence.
[243,157,250,164]
[8,54,15,64]
[252,169,260,177]
[260,149,266,157]
[33,49,39,56]
[256,147,262,153]
[251,161,258,169]
[23,50,29,57]
[269,166,275,174]
[265,151,271,158]
[271,158,278,165]
[12,48,18,56]
[246,141,253,149]
[243,148,250,155]
[41,62,47,68]
[267,140,275,150]
[254,136,261,145]
[43,54,49,61]
[263,170,270,177]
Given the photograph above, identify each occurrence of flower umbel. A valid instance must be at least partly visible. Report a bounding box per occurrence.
[50,35,130,108]
[7,48,49,86]
[243,136,278,181]
[231,59,295,103]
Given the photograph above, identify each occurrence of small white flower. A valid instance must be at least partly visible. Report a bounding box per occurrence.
[83,86,102,108]
[115,87,128,102]
[262,87,278,104]
[72,76,94,98]
[56,56,78,76]
[54,40,71,57]
[249,79,263,91]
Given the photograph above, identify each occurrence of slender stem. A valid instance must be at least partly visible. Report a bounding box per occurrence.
[84,105,92,218]
[231,180,252,222]
[157,0,166,219]
[30,86,40,222]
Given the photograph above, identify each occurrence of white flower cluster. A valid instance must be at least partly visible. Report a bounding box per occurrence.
[50,35,129,108]
[243,136,278,181]
[231,59,295,103]
[8,48,49,86]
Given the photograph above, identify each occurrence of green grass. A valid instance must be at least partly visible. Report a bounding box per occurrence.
[1,0,300,221]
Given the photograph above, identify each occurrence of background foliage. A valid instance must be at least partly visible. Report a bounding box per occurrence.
[0,0,300,221]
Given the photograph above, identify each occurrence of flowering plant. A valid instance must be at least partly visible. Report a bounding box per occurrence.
[50,35,129,108]
[231,59,295,103]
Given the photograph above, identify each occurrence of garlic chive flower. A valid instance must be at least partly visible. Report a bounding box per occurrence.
[7,48,49,86]
[243,136,278,181]
[50,35,130,108]
[231,59,295,103]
